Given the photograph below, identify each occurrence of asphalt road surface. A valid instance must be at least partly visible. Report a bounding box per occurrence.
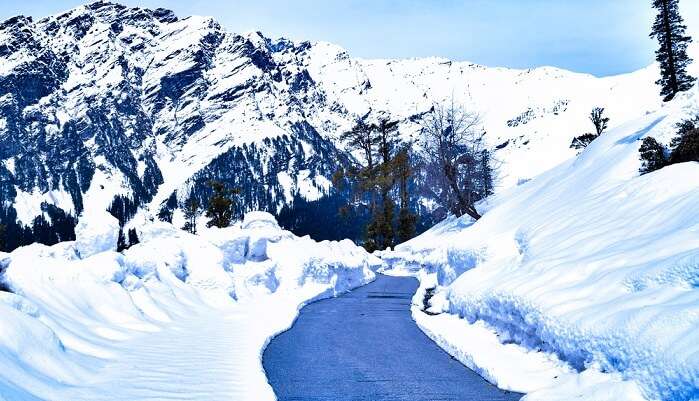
[263,274,523,401]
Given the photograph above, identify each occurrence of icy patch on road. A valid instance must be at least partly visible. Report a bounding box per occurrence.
[0,211,380,400]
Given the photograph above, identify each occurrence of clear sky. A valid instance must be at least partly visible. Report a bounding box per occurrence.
[2,0,699,77]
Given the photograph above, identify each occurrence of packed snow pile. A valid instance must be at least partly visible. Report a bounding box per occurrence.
[74,210,121,258]
[381,90,699,401]
[0,212,380,400]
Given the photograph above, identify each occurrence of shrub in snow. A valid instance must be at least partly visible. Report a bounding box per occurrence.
[74,211,120,259]
[640,117,699,175]
[639,137,668,175]
[669,116,699,164]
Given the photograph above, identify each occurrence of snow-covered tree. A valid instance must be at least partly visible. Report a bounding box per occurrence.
[651,0,696,101]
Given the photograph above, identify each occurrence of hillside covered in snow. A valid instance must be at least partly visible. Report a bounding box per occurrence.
[380,88,699,401]
[0,210,381,400]
[0,1,669,250]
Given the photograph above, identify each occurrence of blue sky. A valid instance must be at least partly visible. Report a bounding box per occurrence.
[2,0,699,76]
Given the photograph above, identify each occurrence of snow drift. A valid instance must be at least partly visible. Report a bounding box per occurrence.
[381,89,699,401]
[0,211,381,400]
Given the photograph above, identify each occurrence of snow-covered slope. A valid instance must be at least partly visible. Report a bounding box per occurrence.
[0,1,671,249]
[380,89,699,401]
[0,211,381,400]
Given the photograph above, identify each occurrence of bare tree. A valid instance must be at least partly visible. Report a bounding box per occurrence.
[420,101,493,220]
[590,107,609,136]
[571,107,610,150]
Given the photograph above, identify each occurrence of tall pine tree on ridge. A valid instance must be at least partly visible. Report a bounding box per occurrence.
[650,0,696,101]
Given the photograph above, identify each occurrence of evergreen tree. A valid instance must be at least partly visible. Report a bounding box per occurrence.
[651,0,696,101]
[376,118,400,165]
[127,229,140,247]
[374,117,401,250]
[182,193,200,234]
[117,229,128,252]
[394,149,417,243]
[639,137,668,174]
[669,116,699,163]
[206,181,239,228]
[0,224,5,252]
[479,149,495,198]
[340,118,376,171]
[339,118,381,251]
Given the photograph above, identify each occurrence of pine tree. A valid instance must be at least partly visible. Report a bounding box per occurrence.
[117,229,128,252]
[374,117,401,250]
[127,229,139,247]
[340,118,381,251]
[394,149,417,243]
[639,137,668,174]
[0,224,5,252]
[206,181,239,228]
[651,0,696,101]
[669,116,699,163]
[182,193,200,234]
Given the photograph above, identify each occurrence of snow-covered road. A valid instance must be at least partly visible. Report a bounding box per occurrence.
[263,274,522,401]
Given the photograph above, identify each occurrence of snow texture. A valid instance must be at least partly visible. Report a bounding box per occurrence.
[74,210,120,259]
[0,212,380,400]
[380,88,699,401]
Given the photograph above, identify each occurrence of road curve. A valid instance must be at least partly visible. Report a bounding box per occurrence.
[263,274,523,401]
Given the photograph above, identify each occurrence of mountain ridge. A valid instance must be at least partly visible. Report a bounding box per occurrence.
[0,1,669,250]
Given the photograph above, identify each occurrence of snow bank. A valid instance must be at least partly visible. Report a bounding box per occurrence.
[0,212,380,400]
[381,91,699,401]
[74,210,120,258]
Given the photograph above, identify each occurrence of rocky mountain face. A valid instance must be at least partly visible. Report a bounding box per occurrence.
[0,1,664,251]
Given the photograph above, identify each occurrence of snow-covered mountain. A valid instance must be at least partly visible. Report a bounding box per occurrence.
[0,1,666,250]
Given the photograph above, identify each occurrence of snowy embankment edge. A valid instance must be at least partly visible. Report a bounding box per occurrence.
[382,268,649,401]
[0,211,383,400]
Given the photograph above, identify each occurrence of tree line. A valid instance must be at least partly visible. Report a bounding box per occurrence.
[181,180,241,235]
[335,101,496,252]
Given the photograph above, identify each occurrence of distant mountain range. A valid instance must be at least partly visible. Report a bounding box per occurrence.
[0,1,665,250]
